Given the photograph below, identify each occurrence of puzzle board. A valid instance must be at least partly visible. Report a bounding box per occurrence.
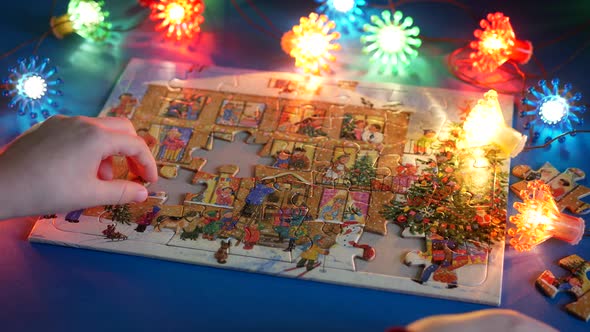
[29,58,515,305]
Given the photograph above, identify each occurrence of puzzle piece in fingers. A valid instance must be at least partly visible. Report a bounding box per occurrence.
[536,254,590,322]
[511,162,590,215]
[29,58,515,305]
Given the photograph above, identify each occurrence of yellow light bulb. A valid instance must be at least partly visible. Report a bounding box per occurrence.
[462,90,527,157]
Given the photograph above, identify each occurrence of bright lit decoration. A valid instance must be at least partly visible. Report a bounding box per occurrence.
[315,0,366,32]
[462,90,526,157]
[139,0,155,6]
[51,0,112,42]
[508,180,585,252]
[281,13,341,75]
[149,0,205,41]
[469,12,533,73]
[2,57,63,119]
[521,78,586,143]
[360,10,421,74]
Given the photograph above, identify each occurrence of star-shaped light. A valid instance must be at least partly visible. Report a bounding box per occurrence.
[315,0,366,33]
[3,57,63,120]
[150,0,205,41]
[51,0,112,42]
[281,13,341,75]
[521,78,586,143]
[360,10,421,75]
[469,12,532,73]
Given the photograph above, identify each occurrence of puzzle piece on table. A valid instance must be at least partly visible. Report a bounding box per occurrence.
[511,162,590,215]
[536,254,590,322]
[404,234,490,288]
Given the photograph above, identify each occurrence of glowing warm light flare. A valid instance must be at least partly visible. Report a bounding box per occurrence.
[51,0,111,42]
[462,90,526,157]
[469,12,533,73]
[361,10,421,75]
[281,13,341,75]
[508,180,585,252]
[150,0,205,41]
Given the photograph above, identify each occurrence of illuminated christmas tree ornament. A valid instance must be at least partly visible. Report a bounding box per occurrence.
[281,13,341,75]
[315,0,366,33]
[360,10,421,75]
[508,180,585,252]
[469,12,533,73]
[462,90,526,157]
[2,57,63,119]
[149,0,205,41]
[521,78,586,143]
[51,0,112,42]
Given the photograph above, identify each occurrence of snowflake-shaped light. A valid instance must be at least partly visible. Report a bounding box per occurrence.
[3,57,63,120]
[469,12,533,73]
[51,0,112,42]
[150,0,205,41]
[281,13,341,75]
[360,10,421,75]
[521,78,586,143]
[315,0,366,33]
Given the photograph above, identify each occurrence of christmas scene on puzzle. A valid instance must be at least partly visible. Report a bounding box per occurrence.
[30,58,520,305]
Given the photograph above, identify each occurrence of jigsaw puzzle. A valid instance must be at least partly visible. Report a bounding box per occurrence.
[29,58,515,305]
[511,162,590,215]
[536,254,590,321]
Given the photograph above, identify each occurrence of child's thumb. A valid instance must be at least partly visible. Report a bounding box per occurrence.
[96,180,148,206]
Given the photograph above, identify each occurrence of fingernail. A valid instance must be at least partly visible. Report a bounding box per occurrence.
[135,187,148,202]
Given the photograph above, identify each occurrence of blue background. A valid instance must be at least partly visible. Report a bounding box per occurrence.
[0,1,589,331]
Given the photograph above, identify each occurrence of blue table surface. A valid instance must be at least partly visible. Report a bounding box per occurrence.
[1,1,589,331]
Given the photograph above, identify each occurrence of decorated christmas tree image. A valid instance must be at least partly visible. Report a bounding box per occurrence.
[104,204,133,225]
[348,153,376,187]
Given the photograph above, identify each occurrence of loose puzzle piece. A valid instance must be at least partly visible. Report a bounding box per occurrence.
[29,59,515,305]
[536,254,590,322]
[511,162,590,215]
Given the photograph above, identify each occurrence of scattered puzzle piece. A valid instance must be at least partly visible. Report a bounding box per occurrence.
[512,162,590,215]
[536,254,590,322]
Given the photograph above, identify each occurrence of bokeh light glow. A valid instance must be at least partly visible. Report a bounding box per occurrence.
[315,0,366,33]
[150,0,205,41]
[281,13,341,75]
[20,75,47,100]
[361,10,421,75]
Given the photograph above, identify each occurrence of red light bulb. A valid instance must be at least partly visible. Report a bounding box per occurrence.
[150,0,205,41]
[469,12,533,73]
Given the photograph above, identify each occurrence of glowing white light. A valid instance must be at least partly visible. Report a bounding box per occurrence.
[167,3,186,23]
[378,25,406,53]
[74,2,102,26]
[333,0,355,13]
[20,75,47,100]
[539,96,568,125]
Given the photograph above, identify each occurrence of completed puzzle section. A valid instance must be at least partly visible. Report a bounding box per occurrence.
[30,59,515,305]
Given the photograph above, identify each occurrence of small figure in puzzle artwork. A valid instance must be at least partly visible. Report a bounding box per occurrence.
[411,234,459,289]
[361,123,384,144]
[220,211,238,232]
[288,147,310,171]
[202,210,222,240]
[239,103,265,128]
[511,162,590,215]
[214,186,235,206]
[137,128,157,151]
[414,129,437,155]
[322,154,350,184]
[65,209,84,223]
[217,100,241,126]
[108,93,137,118]
[102,224,128,241]
[135,206,161,232]
[241,180,277,218]
[243,220,263,250]
[296,234,330,271]
[158,128,184,162]
[392,164,418,194]
[272,150,291,169]
[296,117,326,137]
[214,240,231,264]
[320,196,346,221]
[536,254,590,322]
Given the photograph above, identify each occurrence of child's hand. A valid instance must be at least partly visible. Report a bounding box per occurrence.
[404,309,557,332]
[0,116,158,219]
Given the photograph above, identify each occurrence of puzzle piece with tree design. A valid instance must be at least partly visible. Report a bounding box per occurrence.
[511,162,590,215]
[536,254,590,322]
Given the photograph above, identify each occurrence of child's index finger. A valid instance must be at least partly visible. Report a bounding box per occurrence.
[103,132,158,183]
